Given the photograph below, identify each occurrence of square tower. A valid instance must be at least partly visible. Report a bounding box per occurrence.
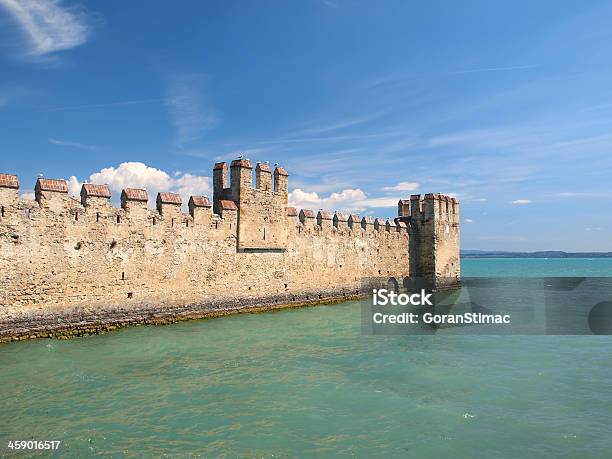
[399,194,461,288]
[213,159,289,251]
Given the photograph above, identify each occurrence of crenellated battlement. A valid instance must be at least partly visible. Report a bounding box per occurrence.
[0,164,457,252]
[401,193,459,224]
[286,206,410,242]
[0,174,237,240]
[0,159,459,339]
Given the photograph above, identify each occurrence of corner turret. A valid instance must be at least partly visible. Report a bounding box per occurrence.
[402,193,460,288]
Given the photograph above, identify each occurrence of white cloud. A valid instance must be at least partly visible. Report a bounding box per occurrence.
[464,218,473,223]
[67,175,80,196]
[0,0,91,57]
[20,191,35,200]
[512,199,531,205]
[289,188,397,213]
[289,188,366,212]
[165,74,218,147]
[169,173,212,204]
[382,181,419,192]
[68,162,211,208]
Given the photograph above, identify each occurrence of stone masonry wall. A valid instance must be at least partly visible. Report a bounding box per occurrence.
[0,175,414,339]
[0,162,459,340]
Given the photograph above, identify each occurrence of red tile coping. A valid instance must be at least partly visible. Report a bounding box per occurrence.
[0,173,19,189]
[274,167,288,176]
[361,216,375,225]
[256,162,272,172]
[157,192,182,205]
[300,209,316,219]
[36,178,68,193]
[189,196,211,208]
[220,199,237,210]
[122,188,148,202]
[230,159,253,169]
[81,183,111,198]
[334,212,348,222]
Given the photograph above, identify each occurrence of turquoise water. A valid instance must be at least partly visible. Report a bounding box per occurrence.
[1,259,611,457]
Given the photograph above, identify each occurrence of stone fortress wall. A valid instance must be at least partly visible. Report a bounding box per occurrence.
[0,159,460,340]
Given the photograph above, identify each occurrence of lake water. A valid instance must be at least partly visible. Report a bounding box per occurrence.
[1,258,611,457]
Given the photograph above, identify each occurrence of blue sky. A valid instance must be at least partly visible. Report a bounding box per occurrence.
[1,0,612,251]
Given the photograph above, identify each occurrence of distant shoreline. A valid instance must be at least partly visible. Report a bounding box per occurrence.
[461,251,612,259]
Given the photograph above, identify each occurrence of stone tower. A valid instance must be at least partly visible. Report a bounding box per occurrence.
[398,193,461,288]
[213,158,289,251]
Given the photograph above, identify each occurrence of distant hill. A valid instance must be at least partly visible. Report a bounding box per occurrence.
[461,250,612,258]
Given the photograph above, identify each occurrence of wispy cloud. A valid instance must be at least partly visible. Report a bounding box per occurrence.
[220,131,398,148]
[287,111,387,137]
[0,89,21,107]
[440,64,539,76]
[213,112,397,154]
[165,74,219,148]
[0,0,91,57]
[555,192,587,197]
[0,87,27,106]
[366,64,539,89]
[512,199,531,205]
[48,137,99,150]
[382,181,419,192]
[40,98,162,112]
[321,0,338,8]
[553,191,612,198]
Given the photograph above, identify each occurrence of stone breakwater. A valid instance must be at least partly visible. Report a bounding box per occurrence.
[0,158,460,342]
[1,291,363,343]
